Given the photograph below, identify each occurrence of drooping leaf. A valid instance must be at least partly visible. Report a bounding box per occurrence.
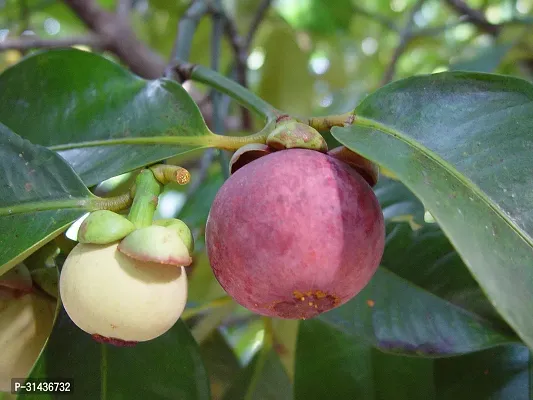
[295,320,531,400]
[25,308,211,400]
[318,267,515,357]
[0,124,92,275]
[0,49,213,186]
[374,176,425,228]
[381,223,507,327]
[332,72,533,349]
[223,349,292,400]
[271,319,299,381]
[295,319,435,400]
[199,330,242,400]
[434,343,532,399]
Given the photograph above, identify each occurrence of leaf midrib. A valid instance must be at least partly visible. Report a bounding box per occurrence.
[347,116,533,249]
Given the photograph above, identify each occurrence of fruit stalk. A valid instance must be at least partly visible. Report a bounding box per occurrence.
[149,164,191,185]
[127,170,162,228]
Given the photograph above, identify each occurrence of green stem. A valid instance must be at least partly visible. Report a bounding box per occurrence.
[47,131,271,152]
[0,198,93,216]
[149,164,190,185]
[0,192,132,217]
[171,0,208,62]
[94,192,133,212]
[127,170,161,228]
[300,111,355,131]
[190,65,280,121]
[245,317,274,400]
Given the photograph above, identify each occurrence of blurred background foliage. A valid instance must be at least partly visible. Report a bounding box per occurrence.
[2,0,533,399]
[2,0,533,116]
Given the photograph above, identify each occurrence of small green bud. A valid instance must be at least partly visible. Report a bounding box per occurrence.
[78,210,136,244]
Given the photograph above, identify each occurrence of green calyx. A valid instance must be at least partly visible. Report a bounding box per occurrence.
[153,219,195,254]
[327,146,379,187]
[78,210,136,244]
[118,225,192,266]
[266,120,328,152]
[229,143,274,175]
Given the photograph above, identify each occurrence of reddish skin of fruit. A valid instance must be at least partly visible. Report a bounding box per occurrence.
[205,149,385,319]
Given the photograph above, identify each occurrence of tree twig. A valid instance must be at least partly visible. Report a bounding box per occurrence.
[215,0,272,130]
[169,0,209,63]
[352,4,398,32]
[245,0,273,49]
[0,35,106,51]
[381,0,426,85]
[443,0,500,36]
[62,0,165,79]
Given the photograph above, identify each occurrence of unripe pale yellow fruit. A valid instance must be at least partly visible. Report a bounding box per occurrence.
[59,242,188,343]
[0,292,56,392]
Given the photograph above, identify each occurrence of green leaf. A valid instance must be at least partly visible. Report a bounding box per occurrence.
[382,222,508,327]
[0,124,91,274]
[295,319,435,400]
[223,349,292,400]
[295,320,532,400]
[374,176,425,228]
[318,267,515,357]
[199,331,242,400]
[26,308,211,400]
[0,49,213,186]
[450,44,513,73]
[434,343,532,399]
[271,319,299,381]
[331,72,533,349]
[258,26,313,115]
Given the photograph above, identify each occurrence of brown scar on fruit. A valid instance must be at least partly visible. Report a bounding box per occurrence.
[366,299,375,307]
[268,290,340,319]
[92,334,138,347]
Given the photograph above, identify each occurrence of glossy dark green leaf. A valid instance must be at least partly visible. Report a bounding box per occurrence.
[295,319,435,400]
[25,308,210,400]
[318,267,515,357]
[434,343,532,399]
[295,320,531,400]
[332,72,533,349]
[0,49,212,186]
[199,331,241,400]
[374,176,425,228]
[0,124,91,275]
[223,349,292,400]
[382,222,508,327]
